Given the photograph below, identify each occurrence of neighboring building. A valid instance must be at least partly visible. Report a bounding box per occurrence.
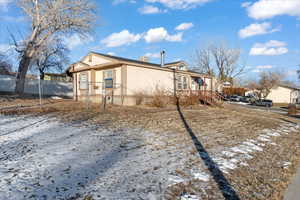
[43,73,72,82]
[67,52,218,105]
[266,84,300,104]
[246,84,300,104]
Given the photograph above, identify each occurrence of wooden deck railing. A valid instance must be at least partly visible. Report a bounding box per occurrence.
[177,90,224,106]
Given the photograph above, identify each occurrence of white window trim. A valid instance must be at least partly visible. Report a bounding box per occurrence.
[79,73,88,90]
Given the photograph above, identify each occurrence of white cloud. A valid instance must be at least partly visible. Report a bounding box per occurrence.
[64,34,94,49]
[144,52,161,58]
[241,2,252,8]
[175,22,194,31]
[101,30,141,47]
[252,65,274,73]
[145,0,213,10]
[250,40,289,56]
[239,22,280,38]
[138,5,166,14]
[144,27,183,43]
[256,65,273,69]
[247,0,300,20]
[107,52,116,56]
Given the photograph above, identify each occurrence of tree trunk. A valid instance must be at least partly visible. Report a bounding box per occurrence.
[15,54,31,95]
[39,68,45,80]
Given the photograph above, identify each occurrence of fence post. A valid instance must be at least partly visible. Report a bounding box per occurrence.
[38,75,42,107]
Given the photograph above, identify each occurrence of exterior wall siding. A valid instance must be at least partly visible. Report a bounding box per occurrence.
[267,86,292,103]
[126,65,175,95]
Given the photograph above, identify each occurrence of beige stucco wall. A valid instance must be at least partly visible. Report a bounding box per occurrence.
[266,86,293,103]
[126,65,178,95]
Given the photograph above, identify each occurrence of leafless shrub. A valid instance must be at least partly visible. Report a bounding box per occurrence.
[177,92,200,106]
[149,86,170,108]
[134,91,147,105]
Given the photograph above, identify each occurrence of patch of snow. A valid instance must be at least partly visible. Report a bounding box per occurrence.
[257,135,271,142]
[213,157,237,173]
[51,96,63,99]
[267,132,281,137]
[230,146,249,154]
[242,141,263,151]
[181,194,199,200]
[239,162,248,167]
[222,151,236,158]
[193,172,209,182]
[283,161,291,169]
[168,175,185,185]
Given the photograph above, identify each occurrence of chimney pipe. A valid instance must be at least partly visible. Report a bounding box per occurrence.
[160,50,165,67]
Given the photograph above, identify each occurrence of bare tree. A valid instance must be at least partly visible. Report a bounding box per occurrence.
[12,0,96,94]
[0,53,13,75]
[192,49,214,75]
[33,38,69,80]
[258,71,283,98]
[193,43,245,83]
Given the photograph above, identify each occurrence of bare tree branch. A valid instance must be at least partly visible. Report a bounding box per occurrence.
[192,42,246,84]
[13,0,97,94]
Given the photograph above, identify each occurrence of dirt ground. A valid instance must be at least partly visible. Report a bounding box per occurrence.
[1,96,300,200]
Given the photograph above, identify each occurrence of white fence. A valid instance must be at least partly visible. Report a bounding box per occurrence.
[0,75,73,97]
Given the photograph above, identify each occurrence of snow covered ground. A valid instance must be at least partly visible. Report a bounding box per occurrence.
[0,114,185,200]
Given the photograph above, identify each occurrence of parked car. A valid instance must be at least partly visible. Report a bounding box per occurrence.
[240,96,251,103]
[254,99,273,107]
[230,95,242,102]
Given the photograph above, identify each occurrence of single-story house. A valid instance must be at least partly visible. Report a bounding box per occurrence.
[246,84,300,104]
[67,52,217,105]
[266,84,300,104]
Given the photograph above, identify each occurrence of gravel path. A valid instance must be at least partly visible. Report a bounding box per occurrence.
[0,115,182,200]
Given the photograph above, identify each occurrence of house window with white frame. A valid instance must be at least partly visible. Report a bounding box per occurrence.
[104,70,114,88]
[177,75,188,90]
[183,76,188,89]
[79,73,88,90]
[177,75,182,90]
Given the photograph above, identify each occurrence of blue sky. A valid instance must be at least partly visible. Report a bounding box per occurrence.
[0,0,300,83]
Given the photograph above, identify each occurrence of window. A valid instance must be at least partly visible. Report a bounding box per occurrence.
[178,65,185,70]
[177,75,182,90]
[183,76,188,89]
[88,54,92,62]
[104,70,114,88]
[177,75,188,90]
[79,73,88,90]
[104,70,113,79]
